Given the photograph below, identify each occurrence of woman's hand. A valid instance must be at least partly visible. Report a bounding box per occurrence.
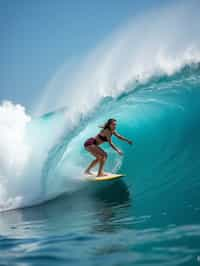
[117,149,123,156]
[127,139,133,145]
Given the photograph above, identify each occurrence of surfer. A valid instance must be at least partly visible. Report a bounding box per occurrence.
[84,118,132,177]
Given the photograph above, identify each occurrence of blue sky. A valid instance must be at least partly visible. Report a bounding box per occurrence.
[0,0,162,112]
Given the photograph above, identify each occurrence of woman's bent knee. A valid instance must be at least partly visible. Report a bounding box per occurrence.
[97,155,105,161]
[102,155,107,161]
[97,155,103,161]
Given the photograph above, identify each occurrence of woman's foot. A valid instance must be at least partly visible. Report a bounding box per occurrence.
[84,170,93,175]
[97,172,108,177]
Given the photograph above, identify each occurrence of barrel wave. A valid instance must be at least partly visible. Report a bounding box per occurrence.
[0,63,200,213]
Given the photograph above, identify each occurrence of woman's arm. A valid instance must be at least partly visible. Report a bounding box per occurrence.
[113,131,132,144]
[108,138,123,155]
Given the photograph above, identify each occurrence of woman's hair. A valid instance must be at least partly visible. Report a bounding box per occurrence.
[99,118,116,130]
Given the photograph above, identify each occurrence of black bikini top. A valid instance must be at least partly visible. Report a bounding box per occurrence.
[97,128,111,142]
[98,134,108,142]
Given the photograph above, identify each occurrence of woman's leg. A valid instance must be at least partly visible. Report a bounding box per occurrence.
[85,145,107,176]
[97,153,107,177]
[95,146,108,176]
[84,158,99,174]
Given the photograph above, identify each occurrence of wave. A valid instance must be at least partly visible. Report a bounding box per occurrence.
[1,1,200,211]
[1,63,200,212]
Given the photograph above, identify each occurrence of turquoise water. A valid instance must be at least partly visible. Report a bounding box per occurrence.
[0,65,200,265]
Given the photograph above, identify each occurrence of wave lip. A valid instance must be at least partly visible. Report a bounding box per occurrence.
[35,1,200,116]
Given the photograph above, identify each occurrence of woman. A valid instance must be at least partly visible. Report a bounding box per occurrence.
[84,118,132,177]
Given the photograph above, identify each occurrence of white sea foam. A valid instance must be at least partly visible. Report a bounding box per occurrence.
[0,101,31,211]
[0,101,83,211]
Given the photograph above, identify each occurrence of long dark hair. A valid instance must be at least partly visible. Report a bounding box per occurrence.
[99,118,116,130]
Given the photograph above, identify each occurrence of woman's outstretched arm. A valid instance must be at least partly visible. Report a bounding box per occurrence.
[113,131,132,144]
[108,138,123,155]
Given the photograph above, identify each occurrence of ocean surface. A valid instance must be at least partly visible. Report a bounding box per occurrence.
[1,2,200,265]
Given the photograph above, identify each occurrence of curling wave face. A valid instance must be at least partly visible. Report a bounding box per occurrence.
[0,64,200,211]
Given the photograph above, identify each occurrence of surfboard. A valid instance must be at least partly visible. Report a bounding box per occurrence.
[85,172,125,182]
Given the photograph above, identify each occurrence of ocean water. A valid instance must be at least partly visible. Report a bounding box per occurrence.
[1,2,200,265]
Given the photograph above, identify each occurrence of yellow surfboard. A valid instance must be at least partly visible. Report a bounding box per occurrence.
[85,172,125,182]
